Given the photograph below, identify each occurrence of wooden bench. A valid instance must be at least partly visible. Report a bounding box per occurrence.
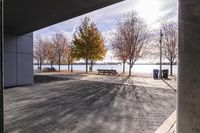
[43,67,56,72]
[97,69,117,75]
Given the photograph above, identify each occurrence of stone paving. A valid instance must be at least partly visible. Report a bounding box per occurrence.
[4,75,176,133]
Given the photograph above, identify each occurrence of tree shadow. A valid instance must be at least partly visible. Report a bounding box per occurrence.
[4,76,176,133]
[34,75,69,83]
[162,79,177,92]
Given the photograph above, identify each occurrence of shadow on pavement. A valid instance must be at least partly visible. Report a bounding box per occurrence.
[5,76,176,133]
[162,79,177,92]
[34,75,70,83]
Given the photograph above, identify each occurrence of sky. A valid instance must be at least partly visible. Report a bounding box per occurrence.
[34,0,177,63]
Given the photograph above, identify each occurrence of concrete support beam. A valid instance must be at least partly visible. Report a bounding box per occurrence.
[177,0,200,133]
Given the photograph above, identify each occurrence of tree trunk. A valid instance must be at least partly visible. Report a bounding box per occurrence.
[86,59,88,74]
[51,62,53,71]
[90,61,93,72]
[68,59,70,71]
[122,61,125,74]
[129,59,132,76]
[71,62,73,73]
[37,60,39,70]
[39,59,42,71]
[58,57,61,72]
[170,61,173,76]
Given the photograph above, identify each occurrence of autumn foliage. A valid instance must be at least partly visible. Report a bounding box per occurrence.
[111,12,150,76]
[72,17,106,73]
[34,33,71,71]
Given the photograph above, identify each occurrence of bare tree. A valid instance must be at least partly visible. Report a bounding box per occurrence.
[69,44,76,73]
[115,12,150,76]
[63,43,74,72]
[52,33,67,71]
[62,42,71,70]
[45,39,57,70]
[110,32,128,74]
[162,22,178,76]
[33,36,47,70]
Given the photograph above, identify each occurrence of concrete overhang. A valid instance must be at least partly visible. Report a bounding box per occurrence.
[5,0,123,35]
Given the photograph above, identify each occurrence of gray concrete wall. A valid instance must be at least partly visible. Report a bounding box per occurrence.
[177,0,200,133]
[4,33,33,87]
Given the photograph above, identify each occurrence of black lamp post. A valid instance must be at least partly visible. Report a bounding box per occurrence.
[159,29,163,79]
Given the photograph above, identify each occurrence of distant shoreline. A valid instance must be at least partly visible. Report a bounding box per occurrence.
[34,64,178,74]
[34,63,177,66]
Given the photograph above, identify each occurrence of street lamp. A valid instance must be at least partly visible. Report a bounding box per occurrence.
[70,46,73,73]
[111,56,113,70]
[159,29,163,79]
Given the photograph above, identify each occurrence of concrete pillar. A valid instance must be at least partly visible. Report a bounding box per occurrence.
[0,1,4,132]
[177,0,200,133]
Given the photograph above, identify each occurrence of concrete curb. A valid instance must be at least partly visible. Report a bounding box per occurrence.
[154,110,176,133]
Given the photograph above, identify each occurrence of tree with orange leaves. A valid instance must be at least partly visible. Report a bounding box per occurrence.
[72,17,106,73]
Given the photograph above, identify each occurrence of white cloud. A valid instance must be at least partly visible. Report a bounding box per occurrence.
[34,0,177,62]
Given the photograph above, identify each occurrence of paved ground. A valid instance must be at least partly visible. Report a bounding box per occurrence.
[4,75,176,133]
[168,122,176,133]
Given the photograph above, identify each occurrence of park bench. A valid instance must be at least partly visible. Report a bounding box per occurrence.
[43,67,56,72]
[97,69,118,75]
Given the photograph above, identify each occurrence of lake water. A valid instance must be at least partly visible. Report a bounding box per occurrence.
[34,64,177,74]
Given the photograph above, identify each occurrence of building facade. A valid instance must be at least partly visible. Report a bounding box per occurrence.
[4,33,33,87]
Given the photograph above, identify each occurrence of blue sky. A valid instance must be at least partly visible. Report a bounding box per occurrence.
[34,0,177,63]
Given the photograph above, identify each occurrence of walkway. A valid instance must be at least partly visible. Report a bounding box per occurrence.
[4,75,176,133]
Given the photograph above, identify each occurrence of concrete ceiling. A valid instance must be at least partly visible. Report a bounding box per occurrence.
[5,0,123,35]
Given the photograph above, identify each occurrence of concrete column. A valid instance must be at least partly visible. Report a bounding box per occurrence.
[0,1,4,132]
[177,0,200,133]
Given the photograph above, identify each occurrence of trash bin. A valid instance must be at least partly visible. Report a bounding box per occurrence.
[162,69,169,79]
[89,66,92,72]
[153,69,159,79]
